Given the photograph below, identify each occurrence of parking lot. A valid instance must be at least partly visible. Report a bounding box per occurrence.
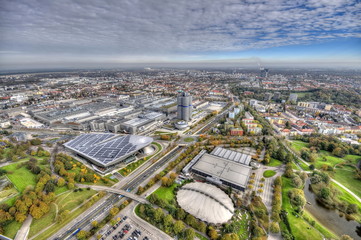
[100,215,153,240]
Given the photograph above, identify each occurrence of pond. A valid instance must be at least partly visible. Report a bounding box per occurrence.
[303,180,361,239]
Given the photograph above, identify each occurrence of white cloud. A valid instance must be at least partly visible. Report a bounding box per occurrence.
[0,0,359,60]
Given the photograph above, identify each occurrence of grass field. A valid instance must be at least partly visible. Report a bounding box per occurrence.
[291,140,309,153]
[1,163,37,192]
[281,177,324,240]
[3,220,22,239]
[263,170,276,178]
[331,168,361,199]
[268,158,282,167]
[56,189,97,212]
[151,183,178,202]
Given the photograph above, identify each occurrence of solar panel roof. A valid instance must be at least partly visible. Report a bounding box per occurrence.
[64,133,153,167]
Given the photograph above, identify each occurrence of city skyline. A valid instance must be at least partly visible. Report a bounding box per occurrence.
[0,0,360,70]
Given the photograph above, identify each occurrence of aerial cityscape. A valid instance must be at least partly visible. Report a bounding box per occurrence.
[0,1,360,240]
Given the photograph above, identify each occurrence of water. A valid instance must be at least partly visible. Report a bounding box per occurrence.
[303,180,361,239]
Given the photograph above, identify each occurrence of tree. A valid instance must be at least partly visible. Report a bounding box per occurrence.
[198,221,207,233]
[163,214,173,227]
[173,220,185,235]
[221,233,239,240]
[270,222,280,233]
[185,214,196,226]
[346,204,358,214]
[15,212,27,223]
[292,175,303,189]
[208,228,218,240]
[332,147,345,158]
[176,208,186,220]
[170,172,177,180]
[57,177,65,187]
[184,228,195,240]
[263,153,271,165]
[109,207,119,216]
[319,187,330,200]
[154,208,164,223]
[91,220,98,228]
[284,163,293,178]
[77,230,89,240]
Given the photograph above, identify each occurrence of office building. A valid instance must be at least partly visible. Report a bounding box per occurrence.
[177,92,192,122]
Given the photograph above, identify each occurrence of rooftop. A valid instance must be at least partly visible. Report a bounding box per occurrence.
[64,133,153,167]
[176,182,234,224]
[192,153,252,189]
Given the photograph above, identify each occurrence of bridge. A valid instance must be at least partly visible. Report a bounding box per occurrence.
[76,184,149,204]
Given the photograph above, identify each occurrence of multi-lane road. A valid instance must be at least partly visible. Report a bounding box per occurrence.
[52,146,184,240]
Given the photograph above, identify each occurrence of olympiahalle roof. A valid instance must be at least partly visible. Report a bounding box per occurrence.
[176,182,234,224]
[64,133,153,167]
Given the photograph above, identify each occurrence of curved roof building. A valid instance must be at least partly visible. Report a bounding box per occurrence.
[64,133,153,167]
[176,182,234,224]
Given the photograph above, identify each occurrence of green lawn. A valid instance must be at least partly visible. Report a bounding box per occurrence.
[263,170,276,178]
[292,162,300,170]
[184,137,195,143]
[291,140,309,153]
[151,183,178,202]
[1,163,37,192]
[331,168,361,199]
[268,158,282,167]
[56,189,97,212]
[3,220,22,239]
[281,177,324,240]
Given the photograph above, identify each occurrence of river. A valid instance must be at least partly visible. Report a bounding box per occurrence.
[303,180,361,239]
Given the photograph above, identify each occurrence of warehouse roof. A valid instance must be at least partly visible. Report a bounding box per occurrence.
[176,182,234,224]
[192,153,252,189]
[64,133,153,167]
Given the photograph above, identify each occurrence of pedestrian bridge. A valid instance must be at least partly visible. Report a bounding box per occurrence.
[76,184,149,204]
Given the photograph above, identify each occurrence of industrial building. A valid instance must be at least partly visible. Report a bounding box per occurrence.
[183,147,252,191]
[177,182,234,224]
[177,92,192,122]
[64,133,153,169]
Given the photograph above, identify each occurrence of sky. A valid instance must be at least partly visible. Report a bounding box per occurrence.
[0,0,360,70]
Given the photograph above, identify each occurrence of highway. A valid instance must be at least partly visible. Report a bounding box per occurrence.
[52,146,184,240]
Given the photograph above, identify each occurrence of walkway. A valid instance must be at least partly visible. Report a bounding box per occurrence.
[76,184,149,204]
[14,215,32,240]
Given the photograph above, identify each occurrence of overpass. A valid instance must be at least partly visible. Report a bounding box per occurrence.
[76,184,149,204]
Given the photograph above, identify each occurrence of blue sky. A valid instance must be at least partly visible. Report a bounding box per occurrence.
[0,0,360,69]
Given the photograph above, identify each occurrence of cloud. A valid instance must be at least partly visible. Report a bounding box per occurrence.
[0,0,360,63]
